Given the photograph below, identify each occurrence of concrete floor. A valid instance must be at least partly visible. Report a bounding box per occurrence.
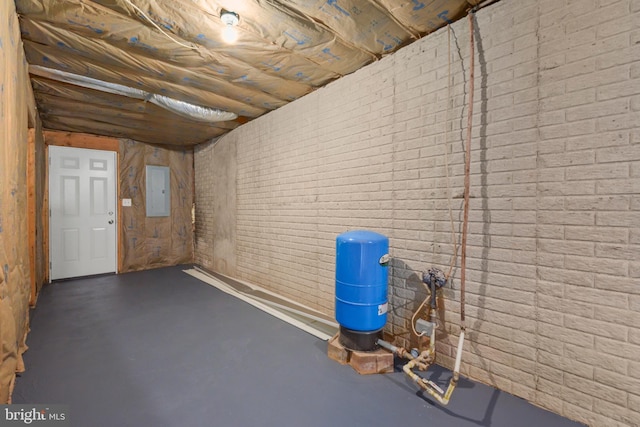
[13,266,584,427]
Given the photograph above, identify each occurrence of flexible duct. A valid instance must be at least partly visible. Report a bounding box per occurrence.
[147,94,237,122]
[30,65,146,99]
[28,65,237,122]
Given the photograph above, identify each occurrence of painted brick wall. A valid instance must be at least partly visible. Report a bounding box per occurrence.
[534,0,639,424]
[194,134,237,276]
[194,1,639,425]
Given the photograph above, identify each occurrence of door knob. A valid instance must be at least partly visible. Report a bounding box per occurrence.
[108,220,114,224]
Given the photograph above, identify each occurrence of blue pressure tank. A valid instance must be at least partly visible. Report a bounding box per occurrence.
[335,230,389,351]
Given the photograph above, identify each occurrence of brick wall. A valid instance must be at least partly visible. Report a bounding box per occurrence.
[194,1,640,425]
[534,0,639,424]
[194,134,237,276]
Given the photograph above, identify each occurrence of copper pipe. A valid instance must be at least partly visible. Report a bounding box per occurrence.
[460,11,475,326]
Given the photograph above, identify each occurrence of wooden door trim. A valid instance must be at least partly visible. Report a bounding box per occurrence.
[27,129,36,305]
[44,131,121,277]
[44,130,119,152]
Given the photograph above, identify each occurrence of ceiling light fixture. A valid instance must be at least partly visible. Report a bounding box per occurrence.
[220,11,240,44]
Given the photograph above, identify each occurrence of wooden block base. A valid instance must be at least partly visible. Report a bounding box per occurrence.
[327,333,350,365]
[327,333,394,375]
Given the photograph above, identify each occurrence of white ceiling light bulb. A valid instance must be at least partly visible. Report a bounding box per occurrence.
[222,25,238,43]
[220,11,239,44]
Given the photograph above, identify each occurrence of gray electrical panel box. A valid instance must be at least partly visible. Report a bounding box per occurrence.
[146,165,170,217]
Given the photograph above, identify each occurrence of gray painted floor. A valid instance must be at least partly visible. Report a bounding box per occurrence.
[13,266,584,427]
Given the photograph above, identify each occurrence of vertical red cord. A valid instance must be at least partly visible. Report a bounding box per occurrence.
[460,12,474,327]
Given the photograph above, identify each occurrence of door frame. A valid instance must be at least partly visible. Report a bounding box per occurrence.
[45,131,121,281]
[27,129,36,305]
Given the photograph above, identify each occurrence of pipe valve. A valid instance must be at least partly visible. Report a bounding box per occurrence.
[423,267,447,288]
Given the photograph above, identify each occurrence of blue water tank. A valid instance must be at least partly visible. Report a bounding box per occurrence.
[335,230,389,332]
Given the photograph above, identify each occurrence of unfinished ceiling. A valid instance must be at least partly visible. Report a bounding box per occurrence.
[16,0,480,145]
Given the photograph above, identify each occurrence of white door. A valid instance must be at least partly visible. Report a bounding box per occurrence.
[49,146,117,280]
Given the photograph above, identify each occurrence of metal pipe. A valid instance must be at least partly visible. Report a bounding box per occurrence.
[460,10,475,329]
[376,339,399,353]
[429,320,436,357]
[430,276,437,310]
[376,339,414,360]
